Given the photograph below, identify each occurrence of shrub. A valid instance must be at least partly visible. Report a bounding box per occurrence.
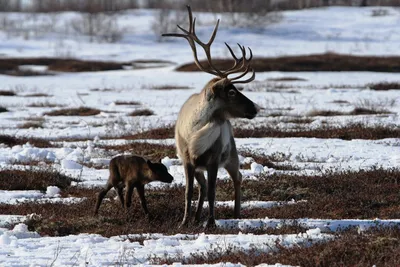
[44,107,101,116]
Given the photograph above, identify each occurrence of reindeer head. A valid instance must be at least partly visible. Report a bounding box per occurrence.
[162,6,259,120]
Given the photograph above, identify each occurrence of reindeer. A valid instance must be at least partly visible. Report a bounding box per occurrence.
[94,155,174,216]
[162,6,259,228]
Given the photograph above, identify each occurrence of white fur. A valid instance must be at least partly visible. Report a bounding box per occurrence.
[189,121,221,158]
[220,121,231,150]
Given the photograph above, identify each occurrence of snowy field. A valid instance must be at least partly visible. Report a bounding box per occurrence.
[0,6,400,266]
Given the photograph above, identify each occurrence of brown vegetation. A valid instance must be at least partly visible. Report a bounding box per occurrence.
[18,121,44,129]
[237,168,400,219]
[109,123,399,141]
[0,135,53,148]
[26,102,64,108]
[0,58,124,75]
[128,109,154,116]
[101,142,176,163]
[267,77,307,82]
[0,90,16,96]
[114,101,141,105]
[367,81,400,90]
[119,125,175,140]
[233,123,400,140]
[177,53,400,73]
[0,169,76,191]
[1,168,398,237]
[23,93,52,97]
[307,108,390,117]
[44,107,101,116]
[146,85,193,90]
[152,227,400,267]
[331,100,350,104]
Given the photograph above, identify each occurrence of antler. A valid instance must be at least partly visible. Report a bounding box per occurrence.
[162,5,255,84]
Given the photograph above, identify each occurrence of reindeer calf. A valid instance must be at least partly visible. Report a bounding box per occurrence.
[94,155,174,216]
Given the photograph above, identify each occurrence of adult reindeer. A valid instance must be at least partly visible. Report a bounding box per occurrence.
[163,6,259,228]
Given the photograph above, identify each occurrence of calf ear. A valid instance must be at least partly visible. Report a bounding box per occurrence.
[147,159,153,168]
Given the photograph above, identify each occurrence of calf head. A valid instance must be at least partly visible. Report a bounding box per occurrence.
[147,160,174,183]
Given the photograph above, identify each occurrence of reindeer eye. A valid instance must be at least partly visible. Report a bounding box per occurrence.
[228,89,236,97]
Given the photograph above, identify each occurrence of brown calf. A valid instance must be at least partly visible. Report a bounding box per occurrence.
[94,155,174,215]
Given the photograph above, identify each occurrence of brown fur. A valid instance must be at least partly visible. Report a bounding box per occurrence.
[94,155,173,216]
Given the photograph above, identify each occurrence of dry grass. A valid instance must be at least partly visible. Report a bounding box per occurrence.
[331,100,350,104]
[307,108,390,117]
[1,168,398,237]
[23,93,52,97]
[89,88,115,92]
[0,90,16,96]
[101,142,175,162]
[1,166,399,267]
[281,117,314,124]
[152,227,400,267]
[0,58,124,75]
[0,169,77,191]
[114,101,141,105]
[18,121,44,129]
[177,53,400,73]
[44,107,101,116]
[267,77,307,82]
[307,110,347,116]
[145,84,193,90]
[128,109,154,116]
[367,82,400,90]
[118,125,175,140]
[0,135,53,148]
[239,150,298,171]
[108,123,399,141]
[234,123,400,140]
[26,102,64,108]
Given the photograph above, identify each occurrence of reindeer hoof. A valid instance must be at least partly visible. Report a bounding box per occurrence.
[204,217,217,229]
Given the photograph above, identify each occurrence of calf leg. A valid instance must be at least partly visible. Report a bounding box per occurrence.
[94,181,113,215]
[137,184,149,215]
[115,184,125,208]
[181,162,195,228]
[125,182,135,209]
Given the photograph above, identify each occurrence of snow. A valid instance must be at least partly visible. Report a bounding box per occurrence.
[0,188,83,204]
[0,6,399,266]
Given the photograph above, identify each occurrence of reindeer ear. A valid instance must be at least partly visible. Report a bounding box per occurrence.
[205,86,215,101]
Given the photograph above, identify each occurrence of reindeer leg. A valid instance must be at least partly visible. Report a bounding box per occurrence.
[194,171,206,223]
[180,163,195,228]
[225,147,242,219]
[205,164,218,228]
